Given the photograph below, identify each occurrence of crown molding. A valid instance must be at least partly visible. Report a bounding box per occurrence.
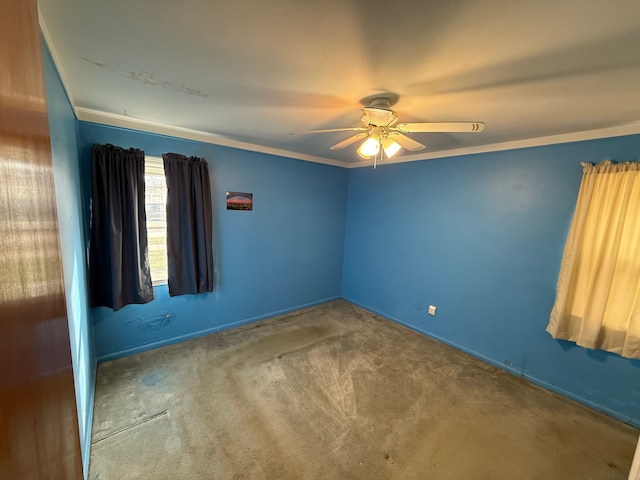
[75,108,640,170]
[350,122,640,168]
[76,108,350,168]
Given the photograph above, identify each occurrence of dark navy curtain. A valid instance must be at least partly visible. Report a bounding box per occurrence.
[89,144,154,310]
[162,153,214,296]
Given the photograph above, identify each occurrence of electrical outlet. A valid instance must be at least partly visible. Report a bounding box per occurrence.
[428,305,437,316]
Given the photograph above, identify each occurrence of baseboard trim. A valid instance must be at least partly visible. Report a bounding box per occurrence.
[96,296,341,363]
[343,297,640,429]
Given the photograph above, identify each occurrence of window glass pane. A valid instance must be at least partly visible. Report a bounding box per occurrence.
[144,157,168,285]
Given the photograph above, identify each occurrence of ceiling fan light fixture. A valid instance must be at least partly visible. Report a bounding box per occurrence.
[381,137,401,158]
[291,94,482,163]
[357,134,380,158]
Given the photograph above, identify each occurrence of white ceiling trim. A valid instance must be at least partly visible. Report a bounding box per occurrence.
[351,122,640,169]
[76,108,349,168]
[77,107,640,170]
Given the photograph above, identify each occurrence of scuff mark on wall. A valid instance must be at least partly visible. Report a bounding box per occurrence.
[80,57,210,98]
[127,312,174,331]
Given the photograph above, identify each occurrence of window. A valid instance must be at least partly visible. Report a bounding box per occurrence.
[145,156,168,285]
[547,160,640,359]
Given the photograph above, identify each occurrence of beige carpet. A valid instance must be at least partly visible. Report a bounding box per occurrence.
[89,300,638,479]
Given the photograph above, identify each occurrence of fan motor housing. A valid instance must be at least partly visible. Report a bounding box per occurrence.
[362,98,398,127]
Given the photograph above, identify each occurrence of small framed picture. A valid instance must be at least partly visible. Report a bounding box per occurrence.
[226,191,253,211]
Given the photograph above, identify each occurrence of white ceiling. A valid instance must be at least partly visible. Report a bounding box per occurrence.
[38,0,640,167]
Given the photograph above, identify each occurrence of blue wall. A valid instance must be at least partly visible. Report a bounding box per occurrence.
[77,123,349,361]
[343,136,640,427]
[42,41,96,477]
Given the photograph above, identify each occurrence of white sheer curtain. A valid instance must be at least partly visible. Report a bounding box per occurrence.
[630,436,640,480]
[547,160,640,359]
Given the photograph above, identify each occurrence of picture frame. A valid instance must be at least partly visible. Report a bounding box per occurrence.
[226,191,253,211]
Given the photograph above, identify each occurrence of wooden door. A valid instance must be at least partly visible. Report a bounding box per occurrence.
[0,0,83,478]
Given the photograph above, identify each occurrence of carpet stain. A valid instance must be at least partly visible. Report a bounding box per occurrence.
[141,371,166,387]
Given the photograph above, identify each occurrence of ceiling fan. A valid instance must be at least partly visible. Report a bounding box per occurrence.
[292,97,484,166]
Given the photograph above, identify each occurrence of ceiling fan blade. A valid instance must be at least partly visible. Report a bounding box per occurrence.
[290,127,368,135]
[330,132,369,150]
[394,122,485,133]
[387,132,425,151]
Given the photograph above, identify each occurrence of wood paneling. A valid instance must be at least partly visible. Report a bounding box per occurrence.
[0,0,83,478]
